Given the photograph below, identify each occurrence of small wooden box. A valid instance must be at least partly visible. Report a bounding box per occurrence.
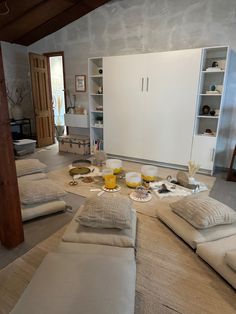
[58,135,90,155]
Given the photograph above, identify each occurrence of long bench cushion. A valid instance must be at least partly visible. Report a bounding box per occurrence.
[62,207,137,248]
[196,235,236,289]
[21,200,66,221]
[157,202,236,249]
[11,247,136,314]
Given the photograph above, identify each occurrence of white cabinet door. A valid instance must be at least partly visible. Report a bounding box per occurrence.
[191,135,216,170]
[142,49,202,165]
[103,54,146,159]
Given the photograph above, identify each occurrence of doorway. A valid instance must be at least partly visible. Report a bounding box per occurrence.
[46,52,67,140]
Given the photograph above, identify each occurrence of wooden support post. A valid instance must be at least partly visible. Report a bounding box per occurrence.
[0,45,24,248]
[227,145,236,182]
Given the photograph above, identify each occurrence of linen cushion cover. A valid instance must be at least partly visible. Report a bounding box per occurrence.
[11,248,136,314]
[225,250,236,271]
[170,194,236,229]
[76,195,132,229]
[18,172,48,183]
[196,234,236,289]
[19,178,66,205]
[15,159,47,177]
[156,201,236,249]
[21,200,66,221]
[63,205,137,247]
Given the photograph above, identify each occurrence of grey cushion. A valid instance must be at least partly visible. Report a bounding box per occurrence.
[225,250,236,271]
[170,195,236,229]
[21,200,66,221]
[196,235,236,289]
[157,201,236,249]
[76,195,132,229]
[11,248,136,314]
[16,159,47,177]
[18,172,48,183]
[63,205,137,248]
[19,178,66,205]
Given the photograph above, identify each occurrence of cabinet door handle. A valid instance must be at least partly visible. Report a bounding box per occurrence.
[211,148,215,161]
[146,77,149,92]
[141,77,144,92]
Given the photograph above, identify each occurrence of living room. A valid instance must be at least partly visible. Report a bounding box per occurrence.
[0,1,236,313]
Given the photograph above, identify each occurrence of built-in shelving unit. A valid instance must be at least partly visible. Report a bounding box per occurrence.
[192,46,229,172]
[88,57,104,153]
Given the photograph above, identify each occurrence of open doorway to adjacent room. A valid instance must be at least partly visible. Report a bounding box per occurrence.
[46,52,67,140]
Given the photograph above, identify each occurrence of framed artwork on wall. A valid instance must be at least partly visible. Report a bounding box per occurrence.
[75,75,86,92]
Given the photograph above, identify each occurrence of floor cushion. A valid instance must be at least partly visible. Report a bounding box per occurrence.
[15,159,47,177]
[18,172,48,183]
[63,206,137,248]
[19,178,66,205]
[21,200,66,221]
[196,235,236,289]
[10,247,136,314]
[225,250,236,272]
[157,202,236,249]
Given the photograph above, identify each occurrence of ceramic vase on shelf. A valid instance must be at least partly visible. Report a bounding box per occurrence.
[11,104,23,120]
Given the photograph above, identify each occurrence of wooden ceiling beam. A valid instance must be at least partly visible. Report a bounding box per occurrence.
[0,0,75,43]
[15,0,110,46]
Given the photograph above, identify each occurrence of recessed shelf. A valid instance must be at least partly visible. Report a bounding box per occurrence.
[91,125,103,129]
[196,134,216,138]
[90,93,103,96]
[197,115,219,119]
[89,75,103,78]
[91,110,103,113]
[202,70,225,73]
[200,93,222,96]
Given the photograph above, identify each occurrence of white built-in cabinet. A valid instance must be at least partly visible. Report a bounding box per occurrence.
[94,46,233,173]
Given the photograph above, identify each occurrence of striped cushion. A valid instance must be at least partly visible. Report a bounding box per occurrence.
[170,195,236,229]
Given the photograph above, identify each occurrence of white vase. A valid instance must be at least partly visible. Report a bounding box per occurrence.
[11,104,23,120]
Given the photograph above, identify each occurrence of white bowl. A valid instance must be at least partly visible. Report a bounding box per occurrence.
[106,159,122,174]
[125,172,142,188]
[141,165,158,182]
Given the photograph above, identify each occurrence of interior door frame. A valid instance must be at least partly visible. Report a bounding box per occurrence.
[44,51,67,138]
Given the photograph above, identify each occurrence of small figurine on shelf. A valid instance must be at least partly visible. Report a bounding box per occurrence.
[97,86,103,94]
[212,61,219,68]
[202,105,210,115]
[210,109,215,116]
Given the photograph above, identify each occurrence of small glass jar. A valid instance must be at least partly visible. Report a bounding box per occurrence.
[125,172,142,188]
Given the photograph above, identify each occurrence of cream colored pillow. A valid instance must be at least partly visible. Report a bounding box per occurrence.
[19,178,66,205]
[170,195,236,229]
[76,195,132,229]
[225,250,236,271]
[16,159,47,177]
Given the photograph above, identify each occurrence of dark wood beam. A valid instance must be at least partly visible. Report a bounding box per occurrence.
[0,0,73,43]
[15,0,111,46]
[0,44,24,248]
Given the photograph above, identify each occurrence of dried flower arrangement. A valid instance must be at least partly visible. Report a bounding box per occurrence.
[188,160,200,178]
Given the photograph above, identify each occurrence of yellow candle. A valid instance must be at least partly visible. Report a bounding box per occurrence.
[104,174,117,189]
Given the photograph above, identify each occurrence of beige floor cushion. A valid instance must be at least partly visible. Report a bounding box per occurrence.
[11,249,136,314]
[16,159,47,177]
[225,250,236,272]
[19,178,66,205]
[21,200,66,221]
[18,172,48,183]
[63,206,137,248]
[196,235,236,289]
[157,202,236,249]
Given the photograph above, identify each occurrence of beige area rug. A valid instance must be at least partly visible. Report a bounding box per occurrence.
[48,160,216,218]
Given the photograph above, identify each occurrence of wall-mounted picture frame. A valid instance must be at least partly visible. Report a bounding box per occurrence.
[75,75,86,92]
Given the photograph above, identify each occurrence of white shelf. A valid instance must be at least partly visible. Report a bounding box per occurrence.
[90,93,103,96]
[197,115,219,119]
[91,125,104,129]
[196,134,216,138]
[91,110,103,113]
[200,93,222,96]
[202,70,225,73]
[89,75,103,78]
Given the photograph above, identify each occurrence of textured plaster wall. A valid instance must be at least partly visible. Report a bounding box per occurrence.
[4,0,235,165]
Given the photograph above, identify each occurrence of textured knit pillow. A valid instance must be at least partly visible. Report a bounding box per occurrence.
[170,195,236,229]
[19,178,66,205]
[16,159,47,177]
[76,195,132,229]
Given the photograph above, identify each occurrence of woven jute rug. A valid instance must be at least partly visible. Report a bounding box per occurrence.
[48,160,216,218]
